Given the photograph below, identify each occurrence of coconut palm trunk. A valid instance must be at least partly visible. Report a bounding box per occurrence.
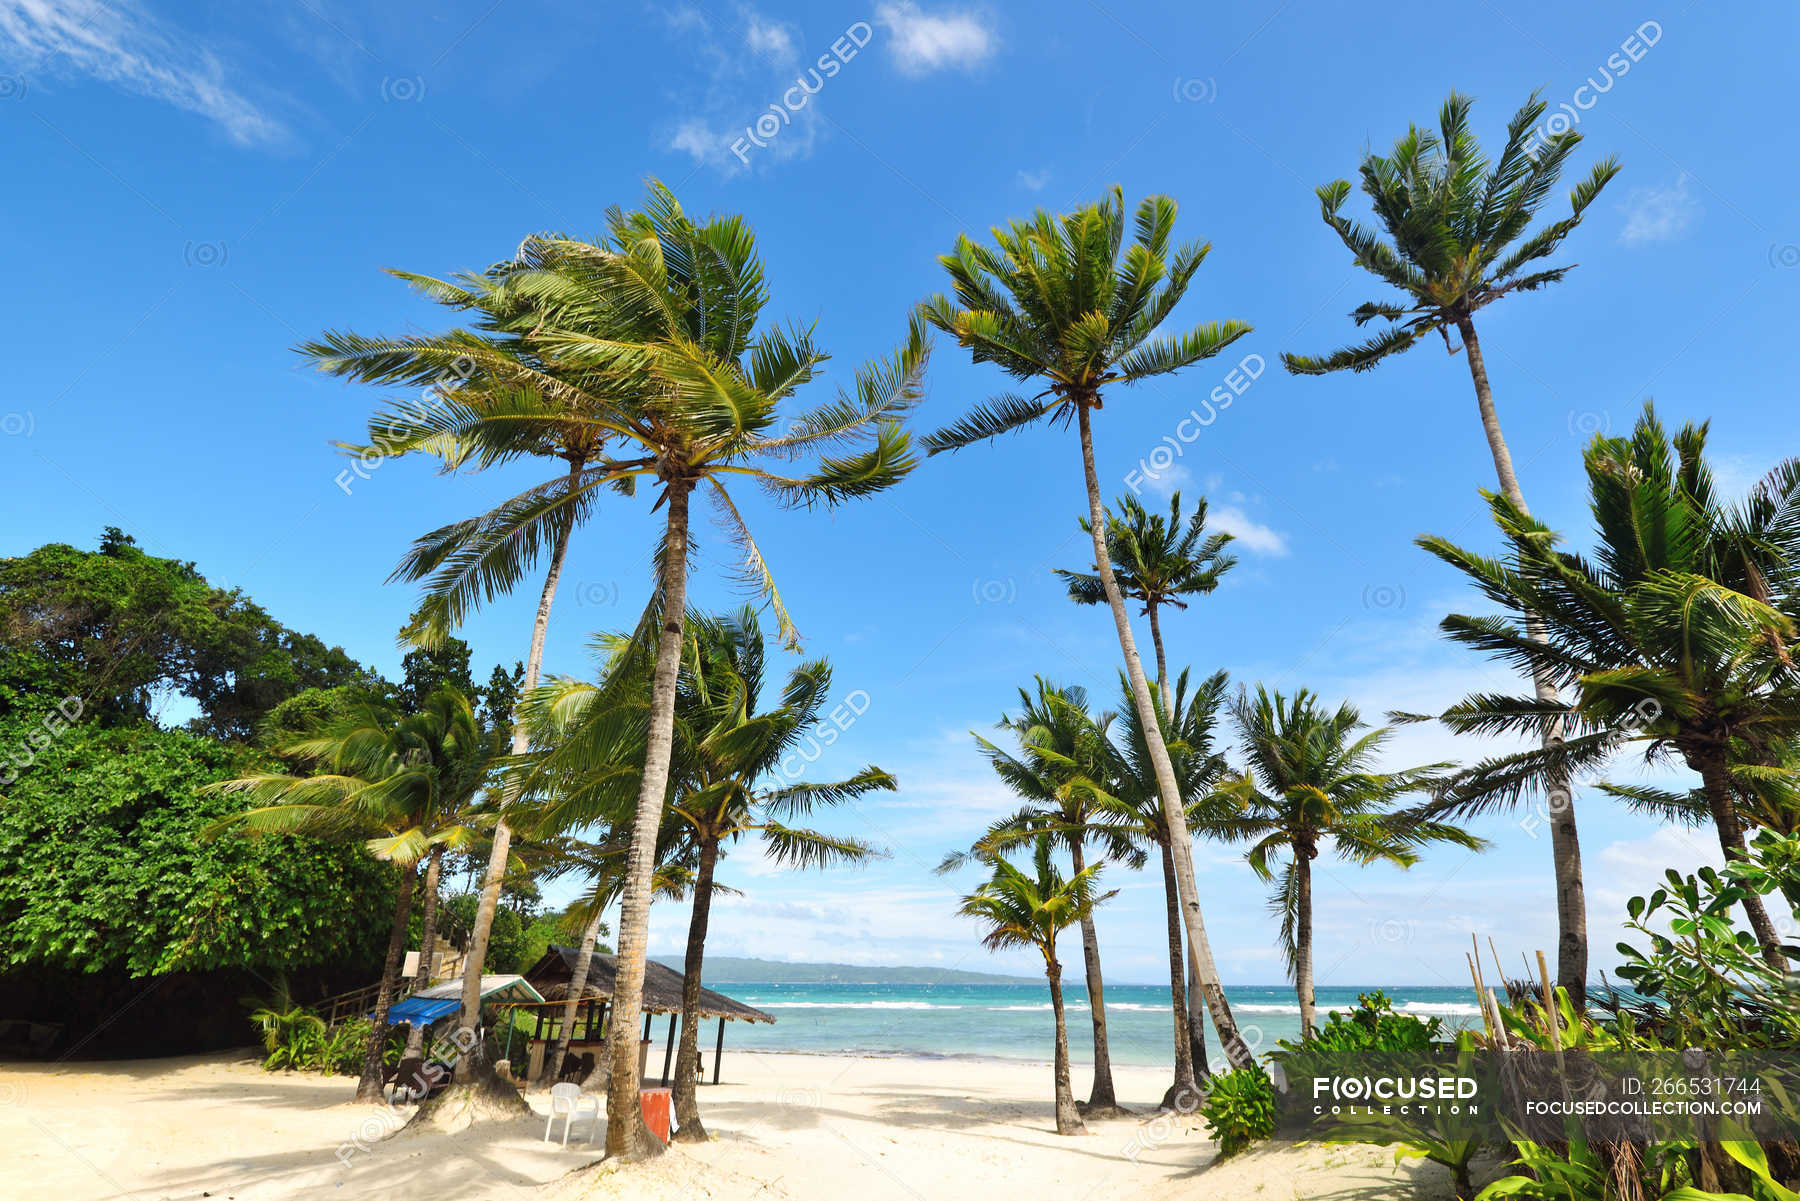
[1293,843,1316,1037]
[1457,318,1589,1010]
[402,845,445,1060]
[539,905,606,1086]
[1146,602,1173,711]
[605,481,693,1160]
[453,459,583,1059]
[1692,750,1788,969]
[1075,401,1253,1068]
[1046,957,1085,1135]
[358,862,418,1101]
[1158,841,1203,1109]
[1066,838,1119,1112]
[671,837,718,1141]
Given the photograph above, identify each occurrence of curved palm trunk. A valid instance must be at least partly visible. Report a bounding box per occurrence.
[1458,318,1588,1011]
[451,459,584,1061]
[402,846,445,1061]
[671,837,718,1141]
[1186,960,1210,1078]
[605,481,693,1161]
[1076,400,1253,1068]
[1694,752,1788,970]
[358,862,418,1101]
[1145,600,1173,712]
[539,905,606,1086]
[1067,838,1119,1112]
[1294,846,1316,1037]
[1158,839,1202,1111]
[1046,957,1085,1135]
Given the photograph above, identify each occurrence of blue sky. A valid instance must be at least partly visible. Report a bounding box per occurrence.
[4,0,1798,985]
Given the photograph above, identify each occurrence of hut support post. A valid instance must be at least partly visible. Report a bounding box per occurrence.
[713,1017,725,1084]
[661,1013,677,1085]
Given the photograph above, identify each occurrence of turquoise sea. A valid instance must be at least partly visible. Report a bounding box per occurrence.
[716,982,1484,1065]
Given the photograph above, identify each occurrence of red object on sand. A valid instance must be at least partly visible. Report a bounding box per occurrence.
[640,1086,673,1143]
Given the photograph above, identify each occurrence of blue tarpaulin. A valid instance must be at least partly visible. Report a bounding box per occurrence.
[383,996,461,1026]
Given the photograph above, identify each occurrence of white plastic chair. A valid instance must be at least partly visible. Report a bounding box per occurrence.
[544,1081,600,1147]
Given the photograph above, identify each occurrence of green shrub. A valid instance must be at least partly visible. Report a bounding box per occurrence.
[323,1018,374,1076]
[1200,1064,1277,1158]
[252,1005,327,1071]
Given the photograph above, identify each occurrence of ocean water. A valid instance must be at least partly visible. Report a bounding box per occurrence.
[716,982,1483,1066]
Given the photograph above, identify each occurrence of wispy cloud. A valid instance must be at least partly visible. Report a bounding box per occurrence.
[1211,504,1290,557]
[1620,172,1700,246]
[1016,167,1049,191]
[875,2,995,75]
[0,0,283,145]
[662,6,843,171]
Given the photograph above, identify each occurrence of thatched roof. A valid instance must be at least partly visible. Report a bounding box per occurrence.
[522,946,776,1024]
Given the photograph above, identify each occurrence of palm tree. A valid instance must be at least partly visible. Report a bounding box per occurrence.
[1281,91,1620,1007]
[1055,489,1236,1068]
[1217,687,1477,1034]
[957,836,1114,1135]
[1055,491,1236,707]
[658,609,889,1140]
[1099,668,1234,1107]
[922,186,1257,1068]
[951,680,1138,1114]
[300,251,629,1072]
[492,182,927,1157]
[1414,405,1800,969]
[205,687,492,1100]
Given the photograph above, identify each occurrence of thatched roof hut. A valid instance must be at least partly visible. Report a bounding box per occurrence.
[523,945,775,1025]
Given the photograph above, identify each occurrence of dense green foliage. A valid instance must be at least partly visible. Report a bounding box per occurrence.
[0,529,371,739]
[0,712,393,976]
[1199,1064,1278,1158]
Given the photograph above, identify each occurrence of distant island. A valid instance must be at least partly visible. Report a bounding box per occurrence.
[653,955,1035,986]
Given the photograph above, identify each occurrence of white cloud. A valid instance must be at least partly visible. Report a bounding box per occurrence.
[668,117,724,160]
[744,14,796,62]
[1620,172,1700,246]
[660,6,831,170]
[1016,167,1050,191]
[1210,504,1290,557]
[0,0,282,145]
[875,2,995,75]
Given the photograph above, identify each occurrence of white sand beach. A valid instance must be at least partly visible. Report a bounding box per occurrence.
[0,1051,1468,1201]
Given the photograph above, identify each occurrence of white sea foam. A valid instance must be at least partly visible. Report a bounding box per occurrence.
[754,1001,960,1010]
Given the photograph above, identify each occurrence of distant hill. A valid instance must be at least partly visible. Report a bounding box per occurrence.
[652,955,1033,986]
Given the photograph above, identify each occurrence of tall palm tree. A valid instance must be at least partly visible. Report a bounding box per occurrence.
[300,252,631,1072]
[205,687,492,1100]
[946,680,1138,1113]
[956,836,1114,1136]
[1217,687,1477,1034]
[1055,489,1236,1067]
[496,183,927,1156]
[1413,405,1800,968]
[922,186,1257,1068]
[659,609,889,1139]
[1090,667,1234,1106]
[1281,91,1620,1007]
[1055,491,1236,707]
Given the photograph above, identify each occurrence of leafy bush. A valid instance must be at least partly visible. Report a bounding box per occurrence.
[324,1018,376,1076]
[1293,989,1441,1056]
[1613,829,1800,1049]
[1200,1064,1277,1158]
[252,1004,328,1071]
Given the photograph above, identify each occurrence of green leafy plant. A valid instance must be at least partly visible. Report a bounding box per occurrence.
[1276,990,1442,1059]
[1614,832,1800,1048]
[1200,1064,1277,1158]
[251,1005,327,1072]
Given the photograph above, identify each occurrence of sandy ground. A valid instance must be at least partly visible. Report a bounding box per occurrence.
[0,1051,1467,1201]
